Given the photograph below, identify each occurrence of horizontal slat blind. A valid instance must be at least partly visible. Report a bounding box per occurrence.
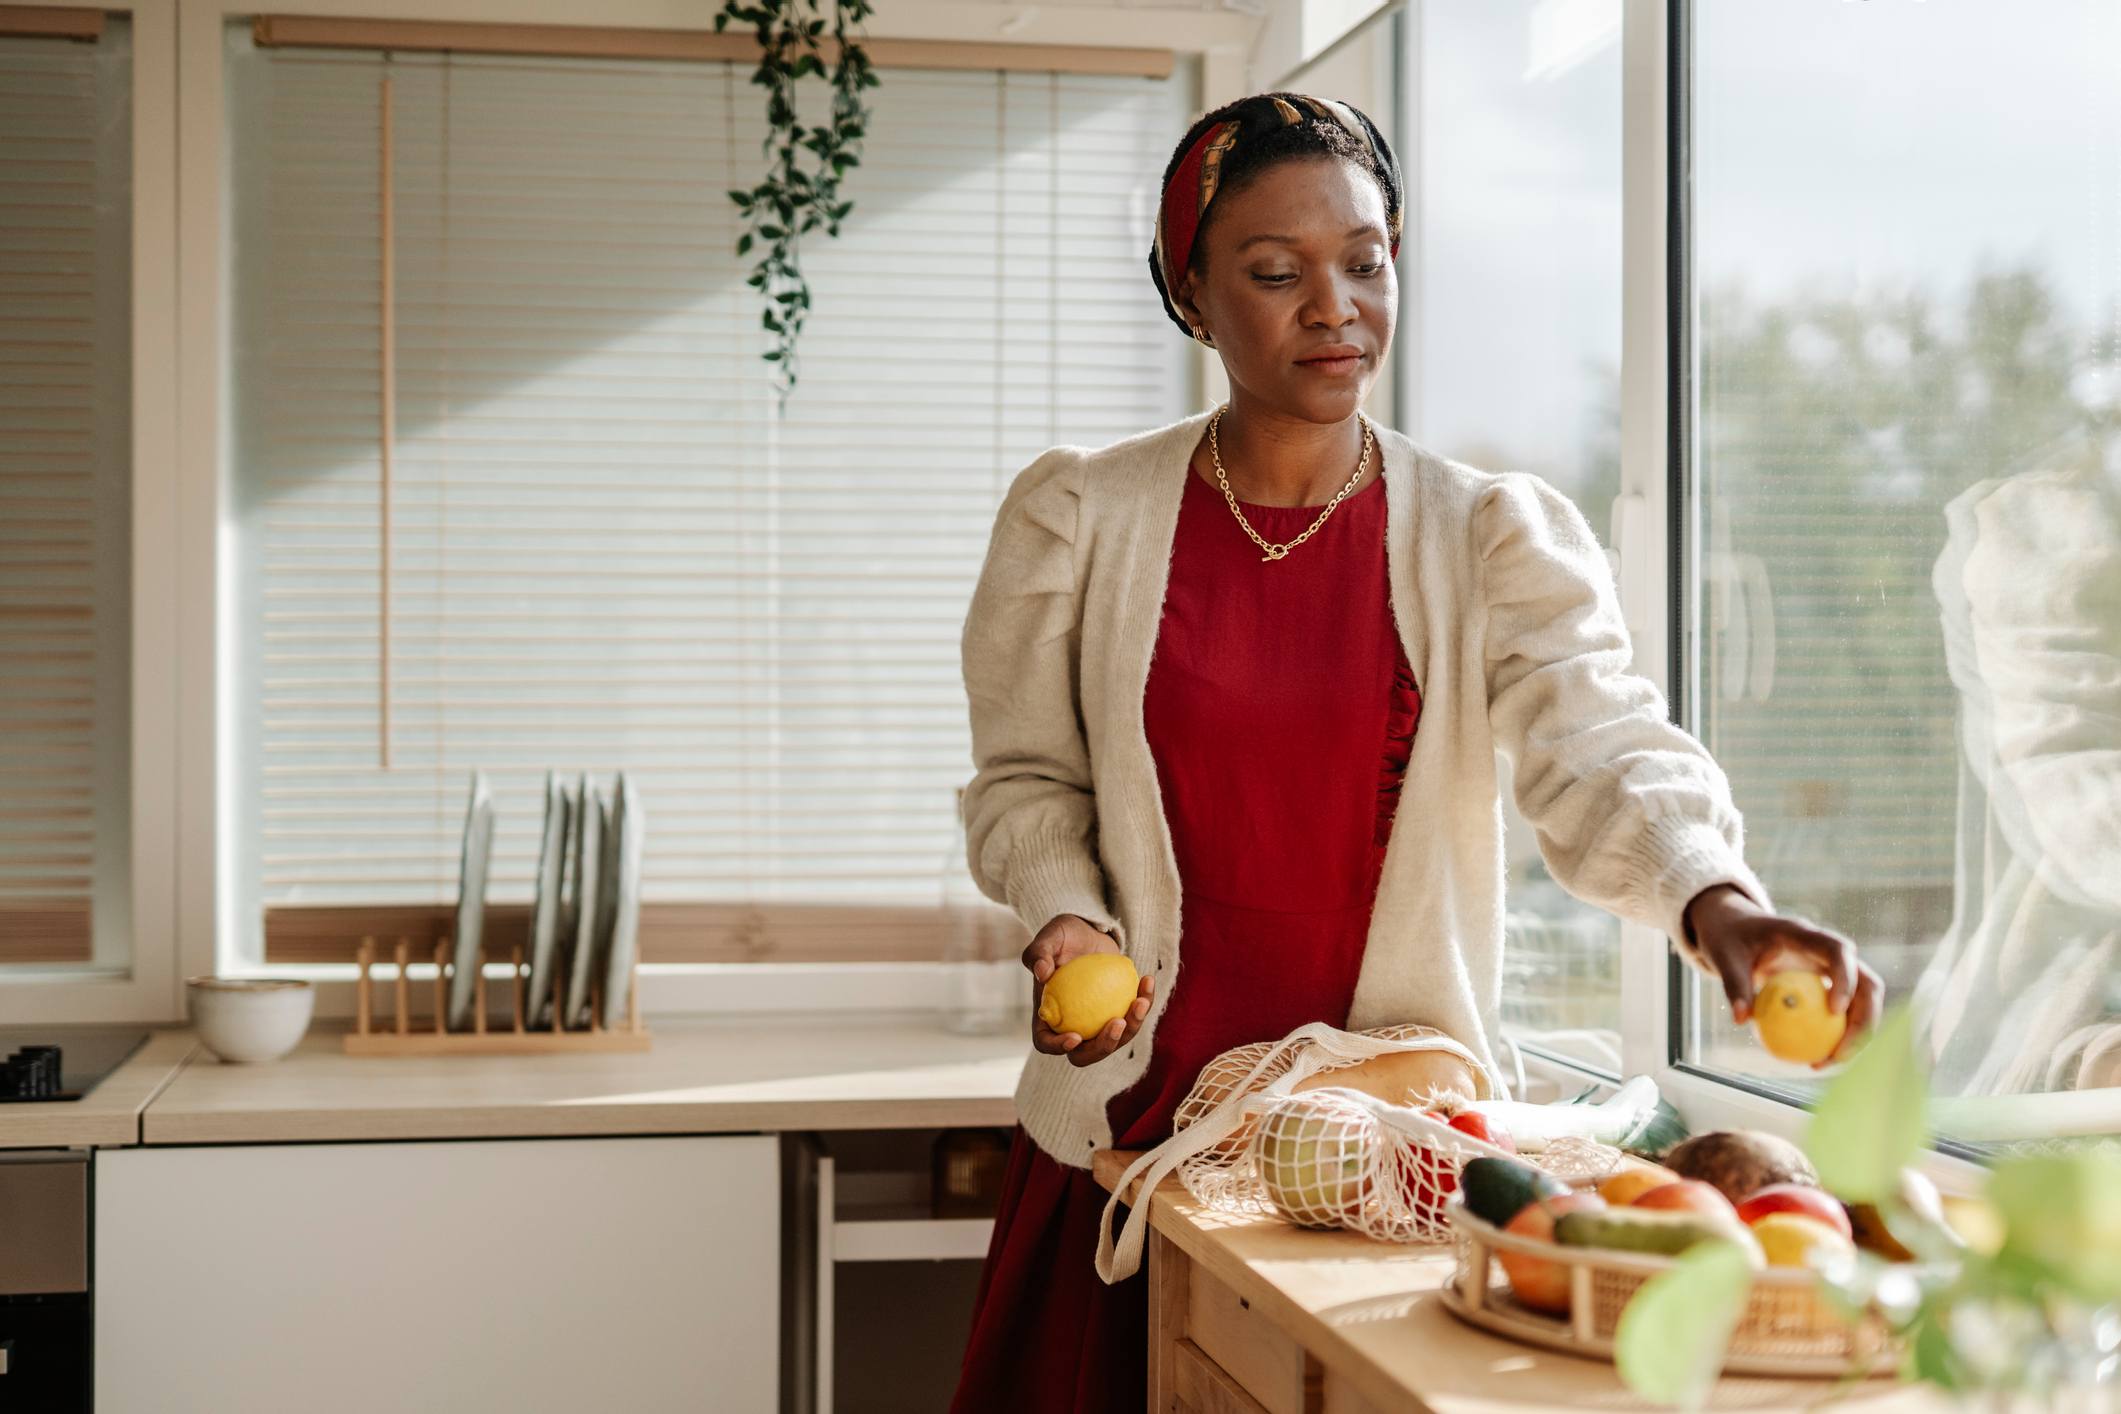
[249,16,1176,80]
[0,24,129,967]
[226,30,1188,956]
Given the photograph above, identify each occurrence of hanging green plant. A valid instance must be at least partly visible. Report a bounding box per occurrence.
[716,0,877,405]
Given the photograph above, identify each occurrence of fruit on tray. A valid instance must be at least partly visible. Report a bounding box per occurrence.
[1597,1161,1682,1207]
[1631,1179,1742,1220]
[1554,1207,1762,1262]
[1750,1211,1856,1270]
[1845,1168,1958,1263]
[1294,1049,1480,1107]
[1499,1191,1607,1314]
[1734,1182,1854,1240]
[1257,1097,1368,1225]
[1461,1156,1569,1229]
[1036,953,1139,1038]
[1661,1130,1819,1207]
[1752,969,1848,1066]
[1845,1201,1915,1262]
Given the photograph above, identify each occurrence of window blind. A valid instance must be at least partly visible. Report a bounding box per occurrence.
[225,29,1190,961]
[0,23,130,967]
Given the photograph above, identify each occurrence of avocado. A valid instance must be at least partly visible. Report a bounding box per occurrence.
[1461,1157,1568,1228]
[1553,1207,1752,1258]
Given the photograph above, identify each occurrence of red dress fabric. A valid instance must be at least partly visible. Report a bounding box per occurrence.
[949,464,1420,1414]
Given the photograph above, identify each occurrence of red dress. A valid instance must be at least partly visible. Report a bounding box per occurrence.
[949,460,1420,1414]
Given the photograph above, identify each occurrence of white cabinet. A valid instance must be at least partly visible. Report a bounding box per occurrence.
[95,1135,778,1414]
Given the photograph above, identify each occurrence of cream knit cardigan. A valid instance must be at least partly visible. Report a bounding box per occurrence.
[960,407,1770,1170]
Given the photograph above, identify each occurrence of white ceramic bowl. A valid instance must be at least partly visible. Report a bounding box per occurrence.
[186,977,315,1063]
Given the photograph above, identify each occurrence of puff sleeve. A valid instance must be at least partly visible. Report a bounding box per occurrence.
[958,447,1127,949]
[1477,472,1770,964]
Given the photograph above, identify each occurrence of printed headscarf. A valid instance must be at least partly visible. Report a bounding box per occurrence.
[1150,92,1404,340]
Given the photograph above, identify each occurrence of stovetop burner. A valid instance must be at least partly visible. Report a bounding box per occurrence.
[0,1026,151,1104]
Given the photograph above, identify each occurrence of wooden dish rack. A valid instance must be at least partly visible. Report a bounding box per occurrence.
[345,937,652,1056]
[1439,1201,1901,1378]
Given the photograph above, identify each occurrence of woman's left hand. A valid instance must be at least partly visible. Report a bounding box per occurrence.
[1683,884,1883,1068]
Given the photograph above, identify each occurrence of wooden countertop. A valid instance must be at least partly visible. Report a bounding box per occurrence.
[0,1030,196,1149]
[141,1016,1028,1144]
[1094,1150,1948,1414]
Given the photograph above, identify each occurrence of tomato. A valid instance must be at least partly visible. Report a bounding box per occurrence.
[1391,1111,1460,1217]
[1394,1110,1514,1219]
[1446,1110,1517,1154]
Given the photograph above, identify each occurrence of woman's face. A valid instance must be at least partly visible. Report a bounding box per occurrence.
[1175,154,1396,423]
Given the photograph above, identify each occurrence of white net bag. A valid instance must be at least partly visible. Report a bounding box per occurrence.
[1095,1021,1627,1283]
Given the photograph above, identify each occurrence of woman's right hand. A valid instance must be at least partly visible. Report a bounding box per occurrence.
[1025,913,1154,1067]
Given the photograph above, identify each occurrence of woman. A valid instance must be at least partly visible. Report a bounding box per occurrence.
[949,91,1882,1413]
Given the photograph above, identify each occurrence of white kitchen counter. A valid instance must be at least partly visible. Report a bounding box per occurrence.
[138,1015,1028,1144]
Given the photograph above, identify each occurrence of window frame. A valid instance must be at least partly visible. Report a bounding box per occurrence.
[1604,0,1992,1182]
[0,0,182,1025]
[1598,0,1883,1155]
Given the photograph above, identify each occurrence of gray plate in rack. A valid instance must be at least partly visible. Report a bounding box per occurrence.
[444,770,495,1031]
[600,773,644,1029]
[560,774,605,1030]
[524,772,570,1029]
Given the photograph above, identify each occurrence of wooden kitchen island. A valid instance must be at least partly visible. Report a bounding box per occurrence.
[1093,1150,1950,1414]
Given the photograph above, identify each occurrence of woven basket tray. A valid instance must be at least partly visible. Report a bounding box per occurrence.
[1439,1201,1903,1378]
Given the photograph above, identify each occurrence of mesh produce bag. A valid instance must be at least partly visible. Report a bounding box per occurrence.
[1095,1021,1624,1283]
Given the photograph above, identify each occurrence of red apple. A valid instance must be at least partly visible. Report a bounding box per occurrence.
[1498,1191,1605,1314]
[1736,1183,1855,1240]
[1632,1179,1741,1220]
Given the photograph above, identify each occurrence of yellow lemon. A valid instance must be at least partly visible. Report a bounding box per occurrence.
[1750,1211,1855,1269]
[1753,969,1848,1066]
[1037,953,1139,1037]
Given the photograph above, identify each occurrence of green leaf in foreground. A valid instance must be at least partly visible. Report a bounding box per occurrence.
[1614,1242,1754,1410]
[1906,1310,1962,1391]
[1804,1005,1928,1203]
[1985,1149,2121,1304]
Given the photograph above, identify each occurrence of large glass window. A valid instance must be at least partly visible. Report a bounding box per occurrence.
[0,17,132,975]
[1407,0,1626,1073]
[224,29,1189,964]
[1686,0,2121,1145]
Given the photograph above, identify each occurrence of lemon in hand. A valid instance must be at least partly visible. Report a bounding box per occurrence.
[1037,953,1139,1037]
[1753,969,1847,1065]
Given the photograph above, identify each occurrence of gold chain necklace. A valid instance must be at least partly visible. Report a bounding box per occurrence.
[1209,404,1375,563]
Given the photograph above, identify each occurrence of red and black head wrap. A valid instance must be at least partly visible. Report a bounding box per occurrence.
[1149,91,1404,341]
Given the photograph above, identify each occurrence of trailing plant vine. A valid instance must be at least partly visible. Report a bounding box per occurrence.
[715,0,877,404]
